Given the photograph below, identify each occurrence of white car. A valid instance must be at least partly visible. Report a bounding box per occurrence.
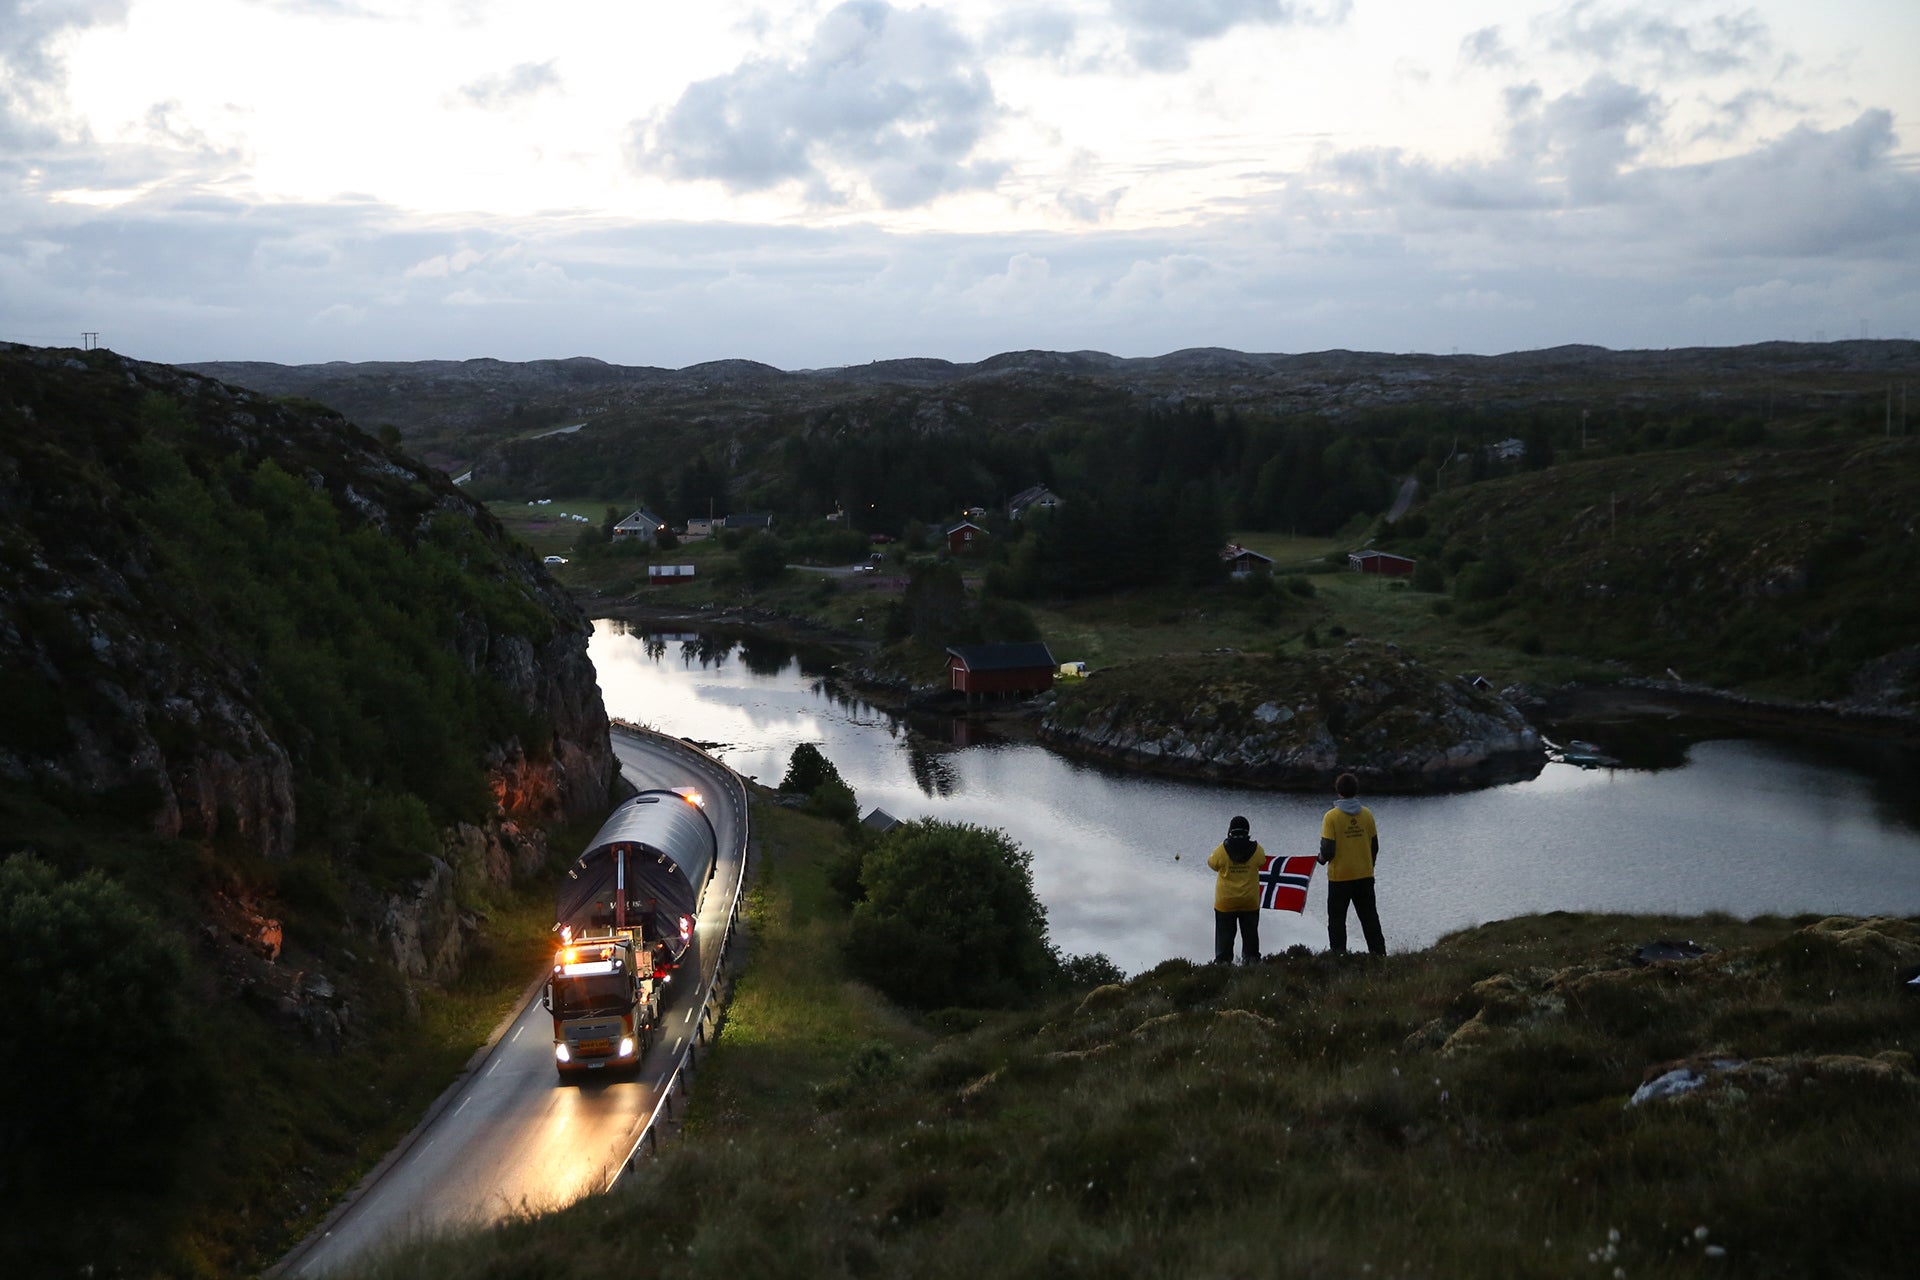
[544,555,568,565]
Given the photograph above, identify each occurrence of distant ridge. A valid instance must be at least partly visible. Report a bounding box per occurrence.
[180,339,1920,454]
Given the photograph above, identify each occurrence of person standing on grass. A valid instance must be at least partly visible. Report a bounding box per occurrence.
[1319,773,1386,956]
[1208,815,1263,964]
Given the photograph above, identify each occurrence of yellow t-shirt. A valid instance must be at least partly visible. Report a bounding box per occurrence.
[1320,805,1377,881]
[1208,841,1265,911]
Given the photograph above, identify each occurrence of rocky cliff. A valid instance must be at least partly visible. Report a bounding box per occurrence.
[0,342,613,976]
[1040,640,1544,792]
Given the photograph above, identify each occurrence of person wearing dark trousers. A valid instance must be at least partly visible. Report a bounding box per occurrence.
[1208,815,1263,964]
[1319,773,1386,956]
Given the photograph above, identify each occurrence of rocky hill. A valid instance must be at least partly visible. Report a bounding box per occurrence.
[1040,640,1545,791]
[0,342,613,1272]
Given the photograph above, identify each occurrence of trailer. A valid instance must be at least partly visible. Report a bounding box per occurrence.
[547,789,717,1078]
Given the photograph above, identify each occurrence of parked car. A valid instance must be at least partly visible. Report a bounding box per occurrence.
[544,555,568,565]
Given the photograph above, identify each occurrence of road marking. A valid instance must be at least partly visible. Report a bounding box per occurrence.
[486,1058,500,1077]
[511,1024,524,1042]
[683,1006,693,1023]
[454,1095,471,1115]
[675,1036,685,1053]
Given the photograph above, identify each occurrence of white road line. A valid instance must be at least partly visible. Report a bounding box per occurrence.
[511,1024,524,1042]
[675,1036,685,1053]
[683,1006,693,1023]
[454,1095,471,1115]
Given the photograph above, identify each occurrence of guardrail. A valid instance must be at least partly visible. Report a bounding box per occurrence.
[602,730,753,1191]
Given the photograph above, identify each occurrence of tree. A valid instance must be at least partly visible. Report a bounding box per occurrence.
[736,531,788,585]
[780,743,842,794]
[846,821,1058,1009]
[0,856,198,1192]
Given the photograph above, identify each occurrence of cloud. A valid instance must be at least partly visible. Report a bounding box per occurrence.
[0,0,130,140]
[1458,25,1516,71]
[631,1,1005,209]
[1109,0,1351,73]
[1539,0,1771,77]
[456,60,561,110]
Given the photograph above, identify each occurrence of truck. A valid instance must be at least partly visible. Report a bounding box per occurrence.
[545,788,718,1078]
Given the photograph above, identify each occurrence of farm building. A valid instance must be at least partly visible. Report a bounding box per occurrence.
[1349,549,1417,576]
[946,642,1057,700]
[648,564,696,585]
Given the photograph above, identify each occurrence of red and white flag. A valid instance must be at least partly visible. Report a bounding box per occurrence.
[1258,852,1317,913]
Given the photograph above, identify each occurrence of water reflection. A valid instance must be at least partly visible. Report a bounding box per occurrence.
[906,744,959,798]
[589,620,1920,975]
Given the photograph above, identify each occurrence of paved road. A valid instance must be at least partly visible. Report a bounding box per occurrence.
[280,730,746,1276]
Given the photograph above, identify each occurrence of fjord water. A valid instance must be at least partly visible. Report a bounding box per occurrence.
[591,622,1920,975]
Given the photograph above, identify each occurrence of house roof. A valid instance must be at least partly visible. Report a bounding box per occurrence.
[945,520,986,535]
[1221,543,1274,563]
[1350,549,1415,563]
[946,642,1057,672]
[860,807,902,833]
[614,510,662,531]
[1008,484,1061,511]
[727,512,772,528]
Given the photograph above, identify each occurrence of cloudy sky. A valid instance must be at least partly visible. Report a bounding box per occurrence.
[2,0,1916,368]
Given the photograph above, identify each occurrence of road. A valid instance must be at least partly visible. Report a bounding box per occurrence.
[279,729,747,1276]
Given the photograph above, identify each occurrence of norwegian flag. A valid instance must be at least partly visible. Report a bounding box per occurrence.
[1258,851,1317,913]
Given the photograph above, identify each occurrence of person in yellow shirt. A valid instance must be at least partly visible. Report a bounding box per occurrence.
[1207,815,1263,964]
[1318,773,1385,956]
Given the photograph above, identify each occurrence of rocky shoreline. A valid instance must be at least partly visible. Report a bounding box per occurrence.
[581,598,1919,793]
[1035,640,1548,794]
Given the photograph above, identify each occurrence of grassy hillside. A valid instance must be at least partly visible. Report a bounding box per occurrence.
[348,798,1920,1280]
[1377,434,1920,704]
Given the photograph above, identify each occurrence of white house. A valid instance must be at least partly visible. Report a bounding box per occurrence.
[613,510,666,543]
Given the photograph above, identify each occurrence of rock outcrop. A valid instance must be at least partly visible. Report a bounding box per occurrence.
[0,343,612,974]
[1039,639,1544,792]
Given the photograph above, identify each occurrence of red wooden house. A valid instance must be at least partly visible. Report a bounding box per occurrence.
[1348,549,1416,577]
[946,520,986,554]
[946,643,1056,699]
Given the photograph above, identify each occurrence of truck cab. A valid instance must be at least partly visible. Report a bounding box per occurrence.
[543,929,658,1078]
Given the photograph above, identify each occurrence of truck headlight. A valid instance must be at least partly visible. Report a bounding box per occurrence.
[619,1037,636,1058]
[554,1042,571,1064]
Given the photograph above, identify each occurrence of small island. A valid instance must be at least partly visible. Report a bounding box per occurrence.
[1039,638,1546,792]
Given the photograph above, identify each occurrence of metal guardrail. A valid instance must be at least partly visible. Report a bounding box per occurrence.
[602,730,753,1192]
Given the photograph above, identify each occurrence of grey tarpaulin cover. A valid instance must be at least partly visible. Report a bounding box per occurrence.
[555,791,717,947]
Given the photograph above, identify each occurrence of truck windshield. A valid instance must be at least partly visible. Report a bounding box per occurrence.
[552,973,630,1017]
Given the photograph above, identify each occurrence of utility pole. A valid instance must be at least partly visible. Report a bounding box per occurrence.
[81,332,98,350]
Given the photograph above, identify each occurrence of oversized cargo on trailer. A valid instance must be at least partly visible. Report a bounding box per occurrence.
[555,788,717,973]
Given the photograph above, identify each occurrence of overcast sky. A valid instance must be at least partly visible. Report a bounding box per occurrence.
[2,0,1916,368]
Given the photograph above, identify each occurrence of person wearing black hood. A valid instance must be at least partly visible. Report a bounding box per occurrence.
[1208,815,1264,964]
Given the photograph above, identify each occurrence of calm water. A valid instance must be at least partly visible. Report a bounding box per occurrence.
[591,621,1920,974]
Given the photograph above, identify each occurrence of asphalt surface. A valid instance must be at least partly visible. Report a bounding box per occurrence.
[279,729,746,1277]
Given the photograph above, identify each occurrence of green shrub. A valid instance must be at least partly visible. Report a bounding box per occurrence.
[846,821,1057,1009]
